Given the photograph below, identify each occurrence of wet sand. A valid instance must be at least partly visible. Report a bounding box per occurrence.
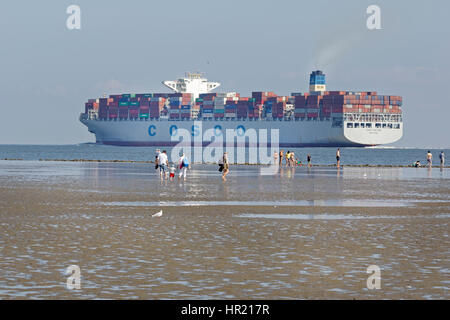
[0,160,449,299]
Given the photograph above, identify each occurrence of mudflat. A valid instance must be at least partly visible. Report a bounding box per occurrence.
[0,160,448,299]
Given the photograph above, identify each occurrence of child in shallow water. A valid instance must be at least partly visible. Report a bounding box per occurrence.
[169,164,176,181]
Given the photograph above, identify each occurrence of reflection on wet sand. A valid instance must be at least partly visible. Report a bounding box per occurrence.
[0,160,449,299]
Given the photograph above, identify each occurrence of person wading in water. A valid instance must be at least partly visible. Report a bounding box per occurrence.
[336,148,341,168]
[427,151,433,167]
[221,152,229,181]
[273,151,279,165]
[279,150,284,166]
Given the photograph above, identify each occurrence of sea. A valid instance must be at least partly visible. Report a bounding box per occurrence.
[0,144,448,166]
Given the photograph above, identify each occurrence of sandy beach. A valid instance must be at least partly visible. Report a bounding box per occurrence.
[0,160,448,299]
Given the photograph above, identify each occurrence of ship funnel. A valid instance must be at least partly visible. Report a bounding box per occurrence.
[309,70,326,94]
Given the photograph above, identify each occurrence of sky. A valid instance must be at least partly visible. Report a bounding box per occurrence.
[0,0,449,147]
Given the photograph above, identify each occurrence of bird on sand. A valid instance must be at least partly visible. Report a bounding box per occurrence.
[152,210,163,217]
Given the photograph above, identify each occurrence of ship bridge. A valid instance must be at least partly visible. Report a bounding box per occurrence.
[162,72,220,99]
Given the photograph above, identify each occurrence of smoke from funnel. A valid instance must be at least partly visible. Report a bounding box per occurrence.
[312,14,367,71]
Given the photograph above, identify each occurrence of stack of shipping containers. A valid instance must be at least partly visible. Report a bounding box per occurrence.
[200,93,216,118]
[266,96,287,119]
[294,94,307,118]
[236,98,251,119]
[306,95,321,118]
[168,95,181,120]
[225,98,237,118]
[190,98,201,119]
[150,97,165,119]
[85,89,402,121]
[214,93,226,119]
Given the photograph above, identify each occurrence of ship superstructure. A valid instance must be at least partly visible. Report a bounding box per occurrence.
[162,72,220,100]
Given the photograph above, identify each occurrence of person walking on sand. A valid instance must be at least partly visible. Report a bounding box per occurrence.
[427,150,432,167]
[307,154,311,167]
[178,152,190,181]
[222,152,229,181]
[157,150,169,180]
[336,148,341,167]
[279,150,284,166]
[439,151,445,167]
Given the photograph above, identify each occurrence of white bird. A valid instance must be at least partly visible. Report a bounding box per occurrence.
[152,210,163,217]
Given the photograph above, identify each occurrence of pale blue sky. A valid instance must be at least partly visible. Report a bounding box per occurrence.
[0,0,449,147]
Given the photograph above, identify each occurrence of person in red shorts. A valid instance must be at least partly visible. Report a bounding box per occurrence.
[169,164,176,181]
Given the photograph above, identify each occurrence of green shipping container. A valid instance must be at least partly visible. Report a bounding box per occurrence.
[131,94,136,98]
[139,113,149,118]
[130,101,140,107]
[119,101,129,107]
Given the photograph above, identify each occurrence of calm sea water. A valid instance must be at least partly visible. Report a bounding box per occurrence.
[0,144,448,166]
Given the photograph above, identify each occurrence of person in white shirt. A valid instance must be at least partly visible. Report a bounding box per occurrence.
[155,149,161,170]
[157,150,169,180]
[178,153,189,181]
[427,151,432,167]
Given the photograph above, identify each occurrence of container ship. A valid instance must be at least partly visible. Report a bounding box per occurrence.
[80,71,403,147]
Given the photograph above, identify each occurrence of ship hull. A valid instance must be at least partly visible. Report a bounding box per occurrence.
[80,117,402,147]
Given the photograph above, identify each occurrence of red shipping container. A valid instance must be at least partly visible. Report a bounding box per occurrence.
[129,109,139,118]
[332,105,343,113]
[294,96,306,107]
[328,91,346,95]
[119,107,128,118]
[306,95,322,107]
[108,107,118,119]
